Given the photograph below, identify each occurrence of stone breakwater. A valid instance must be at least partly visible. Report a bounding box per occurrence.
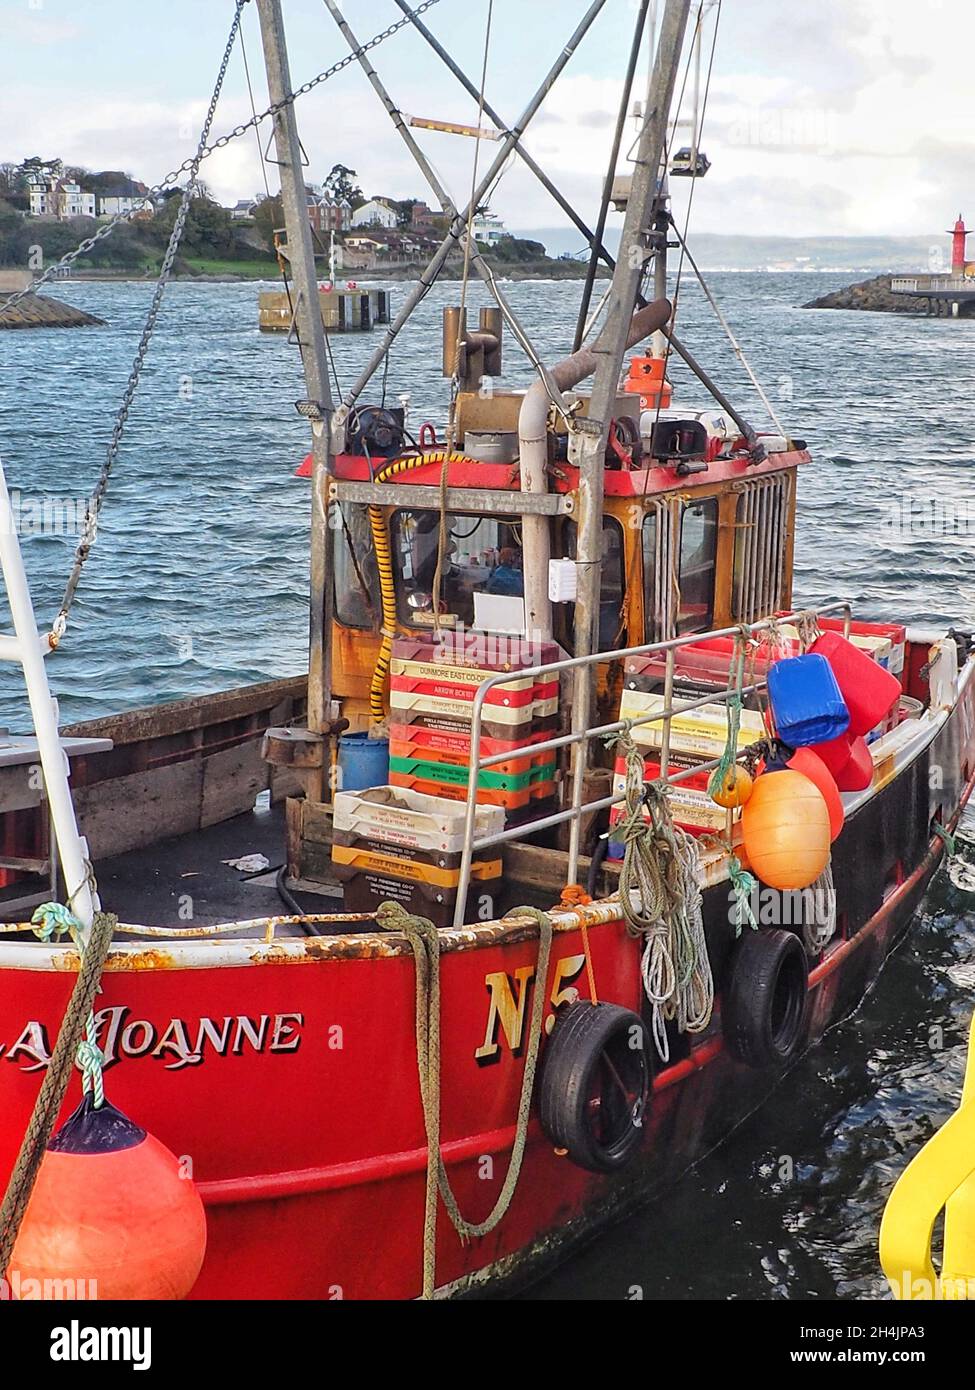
[803,273,930,315]
[0,292,105,330]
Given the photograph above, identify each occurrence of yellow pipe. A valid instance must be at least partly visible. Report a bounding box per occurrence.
[879,1011,975,1299]
[366,452,469,724]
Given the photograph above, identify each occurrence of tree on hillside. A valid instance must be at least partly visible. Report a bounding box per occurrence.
[0,163,21,195]
[252,194,283,253]
[18,156,62,184]
[84,170,137,193]
[323,163,363,208]
[150,191,237,258]
[0,200,31,266]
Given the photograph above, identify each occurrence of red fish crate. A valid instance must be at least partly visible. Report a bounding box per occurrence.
[388,771,537,812]
[392,633,566,672]
[608,753,725,842]
[390,667,560,708]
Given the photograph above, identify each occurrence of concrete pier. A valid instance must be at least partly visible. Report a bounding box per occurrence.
[890,275,975,318]
[258,285,391,333]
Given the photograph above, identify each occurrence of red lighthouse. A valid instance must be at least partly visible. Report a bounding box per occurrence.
[948,213,969,275]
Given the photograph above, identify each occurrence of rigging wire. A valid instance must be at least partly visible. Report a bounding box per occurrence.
[637,0,720,485]
[668,219,787,434]
[433,0,495,628]
[240,20,273,203]
[50,0,248,646]
[666,1,721,336]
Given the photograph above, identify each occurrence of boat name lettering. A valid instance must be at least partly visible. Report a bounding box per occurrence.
[0,1009,305,1073]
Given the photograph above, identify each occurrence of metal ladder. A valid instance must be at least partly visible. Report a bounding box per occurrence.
[0,463,98,932]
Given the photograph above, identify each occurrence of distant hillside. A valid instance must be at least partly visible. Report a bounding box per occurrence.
[514,227,944,274]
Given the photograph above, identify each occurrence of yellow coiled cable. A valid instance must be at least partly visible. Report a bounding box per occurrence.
[366,452,470,724]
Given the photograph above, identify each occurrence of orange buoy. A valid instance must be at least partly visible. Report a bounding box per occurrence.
[741,767,831,891]
[11,1096,206,1301]
[787,746,844,842]
[711,763,753,809]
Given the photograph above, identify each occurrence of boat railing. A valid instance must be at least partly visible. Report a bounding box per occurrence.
[452,600,854,927]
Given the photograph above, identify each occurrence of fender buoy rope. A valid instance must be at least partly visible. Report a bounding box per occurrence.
[559,884,598,1004]
[375,899,551,1300]
[0,903,118,1277]
[728,854,759,935]
[31,904,107,1105]
[609,727,713,1062]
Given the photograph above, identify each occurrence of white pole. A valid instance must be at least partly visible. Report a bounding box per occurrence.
[0,463,97,931]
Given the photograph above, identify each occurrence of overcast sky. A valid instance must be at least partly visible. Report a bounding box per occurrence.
[2,0,969,242]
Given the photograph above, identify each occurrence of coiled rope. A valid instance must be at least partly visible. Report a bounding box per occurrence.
[610,728,712,1062]
[375,898,551,1299]
[0,905,118,1278]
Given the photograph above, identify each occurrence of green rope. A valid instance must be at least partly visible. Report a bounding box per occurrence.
[933,822,957,857]
[0,906,118,1277]
[375,899,552,1300]
[30,904,107,1106]
[727,853,759,935]
[707,634,747,802]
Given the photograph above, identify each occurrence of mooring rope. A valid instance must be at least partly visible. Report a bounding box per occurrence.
[0,906,117,1277]
[375,898,551,1299]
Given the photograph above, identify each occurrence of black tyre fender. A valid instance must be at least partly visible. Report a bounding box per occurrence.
[723,927,809,1068]
[538,1001,651,1174]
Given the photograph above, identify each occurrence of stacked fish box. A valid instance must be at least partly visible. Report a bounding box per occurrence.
[624,638,776,706]
[388,634,563,821]
[332,786,506,928]
[609,688,768,849]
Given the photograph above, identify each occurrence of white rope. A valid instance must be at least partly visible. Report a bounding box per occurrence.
[801,857,836,954]
[636,827,713,1062]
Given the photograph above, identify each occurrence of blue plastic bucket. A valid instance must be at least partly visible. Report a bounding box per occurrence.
[337,732,390,792]
[767,653,850,748]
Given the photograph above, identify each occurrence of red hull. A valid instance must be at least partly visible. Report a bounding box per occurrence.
[2,670,973,1300]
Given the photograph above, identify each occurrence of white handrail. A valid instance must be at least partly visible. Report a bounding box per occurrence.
[452,599,853,926]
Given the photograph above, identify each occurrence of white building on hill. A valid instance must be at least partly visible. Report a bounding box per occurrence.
[351,198,398,230]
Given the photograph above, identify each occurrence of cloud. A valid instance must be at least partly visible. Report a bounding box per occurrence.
[6,13,81,45]
[3,0,972,244]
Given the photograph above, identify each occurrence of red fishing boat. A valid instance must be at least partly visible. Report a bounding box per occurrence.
[1,0,974,1302]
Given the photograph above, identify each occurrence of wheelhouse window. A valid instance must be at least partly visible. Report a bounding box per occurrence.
[390,511,524,628]
[555,519,625,654]
[677,498,718,634]
[333,502,380,629]
[642,509,662,643]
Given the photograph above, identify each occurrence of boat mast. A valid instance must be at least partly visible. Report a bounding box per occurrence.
[255,0,336,795]
[566,0,690,872]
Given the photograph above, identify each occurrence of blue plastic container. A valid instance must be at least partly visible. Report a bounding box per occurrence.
[767,653,850,748]
[338,732,390,792]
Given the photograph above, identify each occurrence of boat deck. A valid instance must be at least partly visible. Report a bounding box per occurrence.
[93,804,340,937]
